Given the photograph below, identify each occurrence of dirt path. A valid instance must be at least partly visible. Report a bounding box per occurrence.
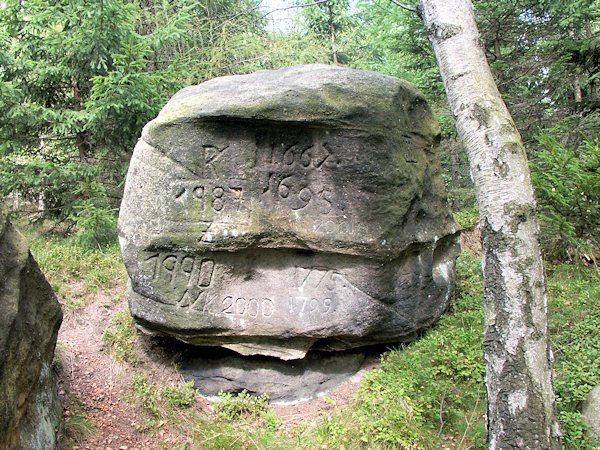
[56,281,175,449]
[54,284,372,449]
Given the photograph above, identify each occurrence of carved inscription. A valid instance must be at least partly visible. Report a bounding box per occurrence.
[259,135,342,214]
[265,140,338,169]
[203,144,230,179]
[143,252,216,308]
[169,181,245,216]
[287,266,351,317]
[145,253,214,286]
[165,133,345,223]
[262,173,334,213]
[139,253,373,326]
[199,295,274,318]
[289,296,332,316]
[294,266,347,291]
[222,297,274,318]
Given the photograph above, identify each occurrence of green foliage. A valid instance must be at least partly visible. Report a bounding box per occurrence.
[531,132,600,260]
[162,381,197,409]
[357,372,430,448]
[214,390,270,420]
[547,263,600,448]
[352,0,443,101]
[28,234,126,311]
[297,0,354,64]
[355,251,486,448]
[70,179,118,248]
[102,311,140,366]
[132,373,161,416]
[0,0,181,237]
[311,411,360,448]
[454,207,480,230]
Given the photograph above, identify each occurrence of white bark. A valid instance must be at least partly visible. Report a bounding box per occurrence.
[417,0,562,448]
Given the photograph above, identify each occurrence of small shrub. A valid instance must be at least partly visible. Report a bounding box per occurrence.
[454,206,479,230]
[132,374,160,416]
[102,311,140,366]
[70,179,118,249]
[531,133,600,260]
[162,381,197,409]
[214,390,270,420]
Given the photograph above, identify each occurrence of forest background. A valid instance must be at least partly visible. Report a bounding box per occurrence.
[1,0,598,260]
[0,0,599,447]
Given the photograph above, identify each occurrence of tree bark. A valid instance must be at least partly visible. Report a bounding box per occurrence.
[328,2,339,64]
[417,0,562,448]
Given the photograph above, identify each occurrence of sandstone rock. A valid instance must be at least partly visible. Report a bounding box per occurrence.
[179,347,367,403]
[0,205,63,449]
[119,64,460,360]
[583,385,600,439]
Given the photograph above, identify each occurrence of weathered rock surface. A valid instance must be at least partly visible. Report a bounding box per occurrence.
[583,385,600,439]
[119,64,460,360]
[0,205,63,449]
[179,346,368,403]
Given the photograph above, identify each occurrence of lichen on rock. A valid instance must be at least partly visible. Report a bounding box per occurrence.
[0,205,63,449]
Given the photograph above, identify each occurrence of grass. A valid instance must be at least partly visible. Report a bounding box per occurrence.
[57,396,96,447]
[305,251,487,449]
[27,233,126,311]
[547,263,600,448]
[19,223,600,449]
[102,310,141,366]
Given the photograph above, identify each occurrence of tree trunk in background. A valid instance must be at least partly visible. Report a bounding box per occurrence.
[417,0,562,448]
[140,0,157,72]
[328,2,338,64]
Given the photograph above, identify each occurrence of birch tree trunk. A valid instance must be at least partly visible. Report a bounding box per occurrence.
[416,0,562,448]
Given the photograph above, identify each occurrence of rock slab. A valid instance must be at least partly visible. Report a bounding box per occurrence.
[583,385,600,439]
[179,347,367,403]
[119,64,460,360]
[0,206,63,449]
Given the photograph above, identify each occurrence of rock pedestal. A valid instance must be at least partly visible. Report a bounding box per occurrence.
[0,206,63,449]
[119,64,460,360]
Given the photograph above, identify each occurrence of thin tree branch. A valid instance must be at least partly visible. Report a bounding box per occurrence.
[389,0,417,14]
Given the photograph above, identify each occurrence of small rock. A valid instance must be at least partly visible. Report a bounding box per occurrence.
[582,385,600,439]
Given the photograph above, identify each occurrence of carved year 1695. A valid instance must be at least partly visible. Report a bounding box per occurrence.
[259,139,340,213]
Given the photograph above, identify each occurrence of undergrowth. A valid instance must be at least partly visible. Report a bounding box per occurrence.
[132,373,198,418]
[214,390,271,420]
[350,251,487,449]
[27,233,126,311]
[57,397,96,447]
[102,311,141,366]
[547,263,600,448]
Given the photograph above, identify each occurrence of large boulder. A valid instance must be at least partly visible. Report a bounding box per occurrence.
[0,206,63,449]
[119,64,460,360]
